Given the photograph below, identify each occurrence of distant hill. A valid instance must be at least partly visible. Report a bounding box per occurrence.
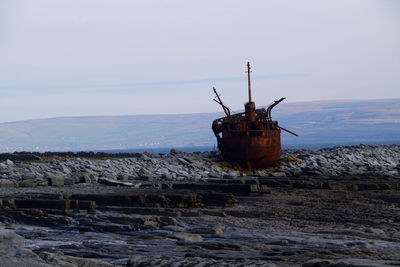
[0,99,399,152]
[274,98,400,146]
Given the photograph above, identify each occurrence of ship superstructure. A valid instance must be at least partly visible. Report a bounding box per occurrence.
[212,62,297,168]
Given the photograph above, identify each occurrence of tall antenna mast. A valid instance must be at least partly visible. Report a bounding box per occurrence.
[246,62,252,103]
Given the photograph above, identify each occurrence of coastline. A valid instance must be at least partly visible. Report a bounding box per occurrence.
[1,144,399,180]
[0,144,399,266]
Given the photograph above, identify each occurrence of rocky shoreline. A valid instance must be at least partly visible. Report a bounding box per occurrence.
[0,144,399,266]
[1,144,399,187]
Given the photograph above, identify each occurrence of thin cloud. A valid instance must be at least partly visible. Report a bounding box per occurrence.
[0,73,307,92]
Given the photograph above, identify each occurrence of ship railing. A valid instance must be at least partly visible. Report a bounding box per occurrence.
[214,107,274,123]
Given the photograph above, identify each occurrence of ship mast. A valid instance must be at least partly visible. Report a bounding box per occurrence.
[244,61,256,122]
[246,62,252,103]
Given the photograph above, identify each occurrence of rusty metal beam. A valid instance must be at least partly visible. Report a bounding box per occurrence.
[278,126,298,136]
[213,87,231,117]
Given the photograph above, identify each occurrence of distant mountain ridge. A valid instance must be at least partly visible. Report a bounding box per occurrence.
[0,99,399,152]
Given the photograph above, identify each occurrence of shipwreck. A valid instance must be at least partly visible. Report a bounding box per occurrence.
[212,62,298,169]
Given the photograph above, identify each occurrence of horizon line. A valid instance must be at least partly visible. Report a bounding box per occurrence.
[1,97,399,125]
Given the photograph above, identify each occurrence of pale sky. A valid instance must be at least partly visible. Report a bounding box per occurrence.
[1,0,399,123]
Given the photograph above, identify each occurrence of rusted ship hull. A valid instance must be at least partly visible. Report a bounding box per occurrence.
[212,62,297,169]
[218,130,281,168]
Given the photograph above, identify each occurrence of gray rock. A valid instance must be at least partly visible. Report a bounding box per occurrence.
[127,255,276,267]
[15,228,48,239]
[59,164,71,174]
[139,167,152,177]
[252,170,267,177]
[191,174,202,180]
[170,149,182,155]
[177,158,190,165]
[162,225,185,232]
[37,181,49,186]
[0,228,49,267]
[158,216,178,226]
[69,165,80,172]
[303,258,400,267]
[81,174,92,183]
[0,179,17,188]
[0,163,7,170]
[365,227,385,235]
[117,174,129,181]
[87,165,104,172]
[18,180,37,188]
[6,159,14,166]
[39,251,113,266]
[98,177,141,188]
[143,220,159,229]
[209,171,221,178]
[63,177,75,185]
[22,173,35,180]
[193,227,223,235]
[161,173,173,179]
[47,175,65,186]
[223,171,239,179]
[269,171,286,177]
[168,232,203,242]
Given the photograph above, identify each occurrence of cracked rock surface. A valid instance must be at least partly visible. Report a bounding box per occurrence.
[0,145,399,266]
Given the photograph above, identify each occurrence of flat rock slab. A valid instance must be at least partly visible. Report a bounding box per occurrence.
[0,174,400,266]
[303,258,400,267]
[168,232,203,242]
[170,183,270,195]
[98,177,141,188]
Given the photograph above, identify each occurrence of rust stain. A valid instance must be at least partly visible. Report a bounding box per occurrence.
[288,156,301,166]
